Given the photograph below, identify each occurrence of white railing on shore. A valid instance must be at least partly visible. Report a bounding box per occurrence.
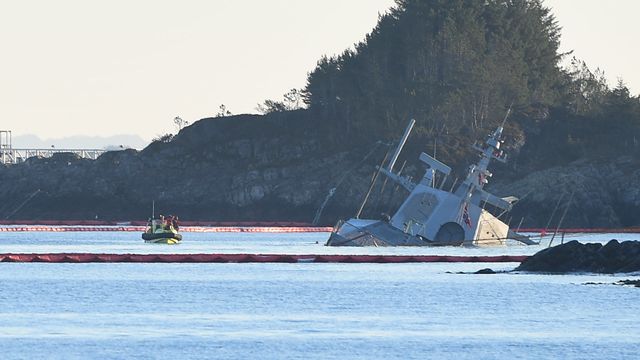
[0,148,106,164]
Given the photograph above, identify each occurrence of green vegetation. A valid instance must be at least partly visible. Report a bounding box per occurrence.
[257,89,305,114]
[302,0,640,168]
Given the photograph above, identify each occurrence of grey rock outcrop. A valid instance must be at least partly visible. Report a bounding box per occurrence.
[0,113,383,223]
[491,156,640,228]
[516,240,640,273]
[0,111,638,226]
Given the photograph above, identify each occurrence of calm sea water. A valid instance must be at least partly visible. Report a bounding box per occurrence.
[0,231,639,359]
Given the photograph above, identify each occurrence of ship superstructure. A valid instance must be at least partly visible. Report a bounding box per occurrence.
[326,119,535,247]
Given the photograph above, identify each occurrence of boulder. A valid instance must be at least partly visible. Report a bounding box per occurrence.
[516,240,640,273]
[474,268,496,274]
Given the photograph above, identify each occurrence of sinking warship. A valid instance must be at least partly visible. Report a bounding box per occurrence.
[326,118,536,247]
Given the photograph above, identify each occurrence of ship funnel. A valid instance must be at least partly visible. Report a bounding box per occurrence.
[387,119,415,173]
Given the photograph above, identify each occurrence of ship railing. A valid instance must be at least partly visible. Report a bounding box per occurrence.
[335,219,375,241]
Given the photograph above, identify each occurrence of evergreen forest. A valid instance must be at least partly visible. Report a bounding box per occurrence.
[299,0,640,171]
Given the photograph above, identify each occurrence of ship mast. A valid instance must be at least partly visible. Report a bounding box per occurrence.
[454,114,512,211]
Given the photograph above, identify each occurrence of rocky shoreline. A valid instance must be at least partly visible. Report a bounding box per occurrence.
[516,240,640,273]
[0,113,639,227]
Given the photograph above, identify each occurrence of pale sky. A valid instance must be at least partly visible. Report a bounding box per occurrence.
[0,0,638,142]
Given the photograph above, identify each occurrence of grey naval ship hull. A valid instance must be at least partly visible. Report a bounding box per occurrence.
[326,219,465,247]
[324,117,537,248]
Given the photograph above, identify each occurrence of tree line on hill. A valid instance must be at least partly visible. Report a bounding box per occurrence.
[292,0,640,169]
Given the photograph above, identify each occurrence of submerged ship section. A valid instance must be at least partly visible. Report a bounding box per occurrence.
[326,119,535,247]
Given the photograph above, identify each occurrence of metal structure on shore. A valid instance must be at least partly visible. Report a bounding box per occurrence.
[0,130,106,165]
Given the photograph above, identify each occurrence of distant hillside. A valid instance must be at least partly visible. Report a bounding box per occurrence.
[0,0,638,227]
